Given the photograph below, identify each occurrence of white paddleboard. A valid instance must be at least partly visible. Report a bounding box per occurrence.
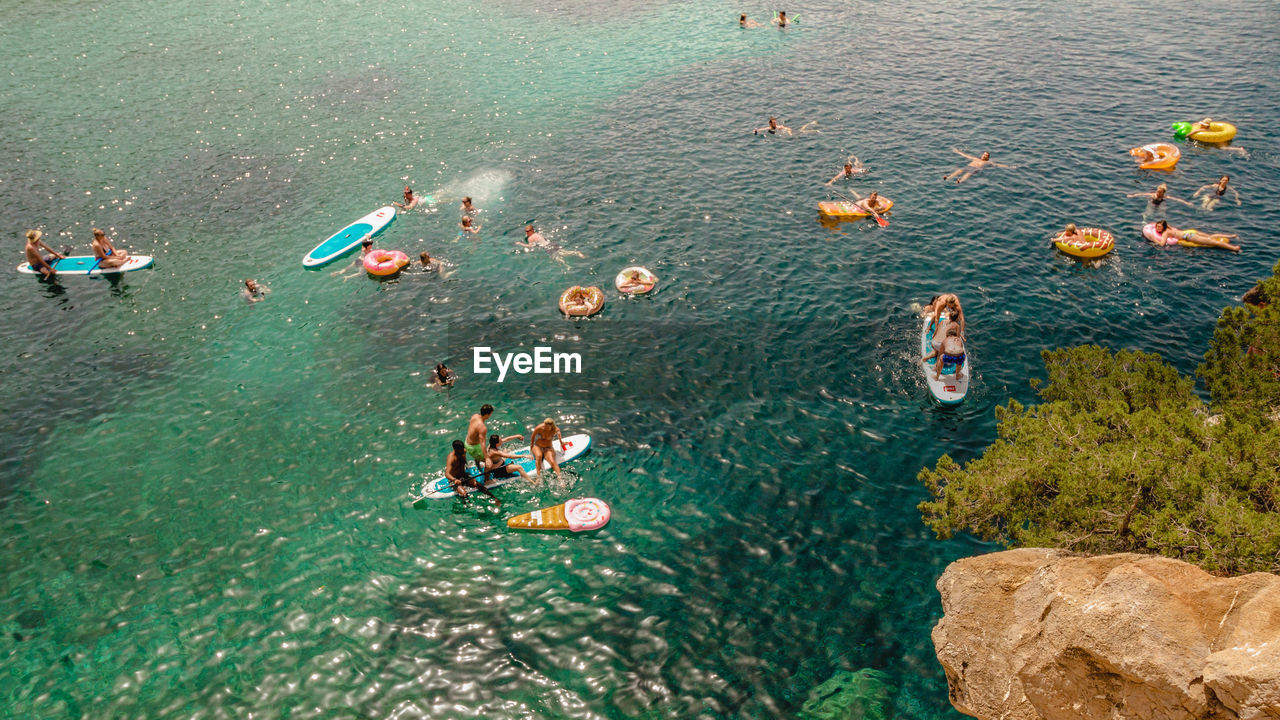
[302,206,396,268]
[17,255,154,275]
[411,433,592,503]
[921,313,970,405]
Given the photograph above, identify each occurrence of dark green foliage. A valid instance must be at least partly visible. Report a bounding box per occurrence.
[919,338,1280,575]
[1198,260,1280,417]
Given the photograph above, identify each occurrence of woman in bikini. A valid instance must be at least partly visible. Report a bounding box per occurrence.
[1150,220,1240,252]
[529,418,564,477]
[485,433,534,486]
[1193,175,1241,211]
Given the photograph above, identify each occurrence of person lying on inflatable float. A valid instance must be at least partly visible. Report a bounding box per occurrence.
[1145,220,1240,252]
[1052,223,1114,259]
[559,285,604,316]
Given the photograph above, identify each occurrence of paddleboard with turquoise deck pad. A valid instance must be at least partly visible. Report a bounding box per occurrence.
[921,312,970,405]
[17,255,154,275]
[302,206,396,268]
[411,433,592,504]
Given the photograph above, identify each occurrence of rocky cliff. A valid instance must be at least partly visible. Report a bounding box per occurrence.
[932,549,1280,719]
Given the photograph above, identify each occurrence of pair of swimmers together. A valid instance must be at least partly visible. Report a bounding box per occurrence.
[23,228,130,279]
[739,11,791,28]
[921,294,967,381]
[446,405,568,504]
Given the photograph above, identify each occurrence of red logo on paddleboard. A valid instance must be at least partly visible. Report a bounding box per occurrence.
[944,386,956,392]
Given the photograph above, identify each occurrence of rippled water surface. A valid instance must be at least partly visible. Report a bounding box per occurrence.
[2,0,1278,717]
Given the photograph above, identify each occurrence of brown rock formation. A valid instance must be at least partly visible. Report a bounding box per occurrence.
[932,548,1280,719]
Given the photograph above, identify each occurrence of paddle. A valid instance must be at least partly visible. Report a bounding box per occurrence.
[84,256,105,278]
[832,188,888,227]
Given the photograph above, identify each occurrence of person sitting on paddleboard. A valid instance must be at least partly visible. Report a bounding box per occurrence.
[445,439,500,506]
[393,186,421,211]
[922,327,967,382]
[826,156,867,185]
[1193,175,1241,211]
[91,228,129,269]
[529,418,564,478]
[243,279,269,303]
[485,433,534,485]
[923,294,965,340]
[24,229,65,279]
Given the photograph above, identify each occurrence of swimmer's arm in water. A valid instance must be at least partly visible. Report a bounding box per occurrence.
[951,148,979,161]
[1230,187,1242,205]
[1192,184,1213,198]
[825,172,847,186]
[1125,191,1155,199]
[990,159,1016,168]
[798,121,820,134]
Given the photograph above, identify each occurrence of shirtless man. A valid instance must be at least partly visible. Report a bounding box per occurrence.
[529,418,564,478]
[444,439,500,506]
[460,196,477,215]
[753,117,792,136]
[826,156,866,185]
[515,225,585,263]
[465,404,495,475]
[91,228,129,269]
[485,433,533,486]
[243,279,269,303]
[23,229,65,279]
[1193,175,1241,211]
[943,149,1015,184]
[393,186,422,211]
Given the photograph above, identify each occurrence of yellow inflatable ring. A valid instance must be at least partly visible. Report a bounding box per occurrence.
[1130,143,1180,170]
[559,285,604,317]
[817,198,893,220]
[1053,227,1115,259]
[1188,121,1237,144]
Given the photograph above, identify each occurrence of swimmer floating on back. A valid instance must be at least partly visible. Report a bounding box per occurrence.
[754,117,792,136]
[1148,219,1240,252]
[1193,175,1240,212]
[739,13,761,28]
[943,149,1016,184]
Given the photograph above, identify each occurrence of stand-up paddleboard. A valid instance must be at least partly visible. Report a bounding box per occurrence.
[507,497,611,532]
[411,433,592,504]
[17,255,154,275]
[921,312,969,405]
[302,206,396,268]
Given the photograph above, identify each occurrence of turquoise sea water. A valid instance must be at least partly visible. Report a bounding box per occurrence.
[2,0,1278,716]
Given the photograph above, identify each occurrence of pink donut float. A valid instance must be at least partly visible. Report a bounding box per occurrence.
[364,249,410,276]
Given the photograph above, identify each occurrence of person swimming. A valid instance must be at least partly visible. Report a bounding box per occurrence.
[515,225,585,264]
[739,13,761,28]
[1127,183,1191,208]
[243,279,269,303]
[1193,175,1241,211]
[393,186,421,211]
[753,116,792,135]
[772,10,790,27]
[943,149,1016,184]
[826,156,867,185]
[434,362,456,388]
[460,215,480,235]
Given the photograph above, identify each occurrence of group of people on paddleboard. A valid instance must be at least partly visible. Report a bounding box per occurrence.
[442,404,570,506]
[21,228,131,280]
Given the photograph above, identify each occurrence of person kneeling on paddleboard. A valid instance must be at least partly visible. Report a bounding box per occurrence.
[445,439,501,506]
